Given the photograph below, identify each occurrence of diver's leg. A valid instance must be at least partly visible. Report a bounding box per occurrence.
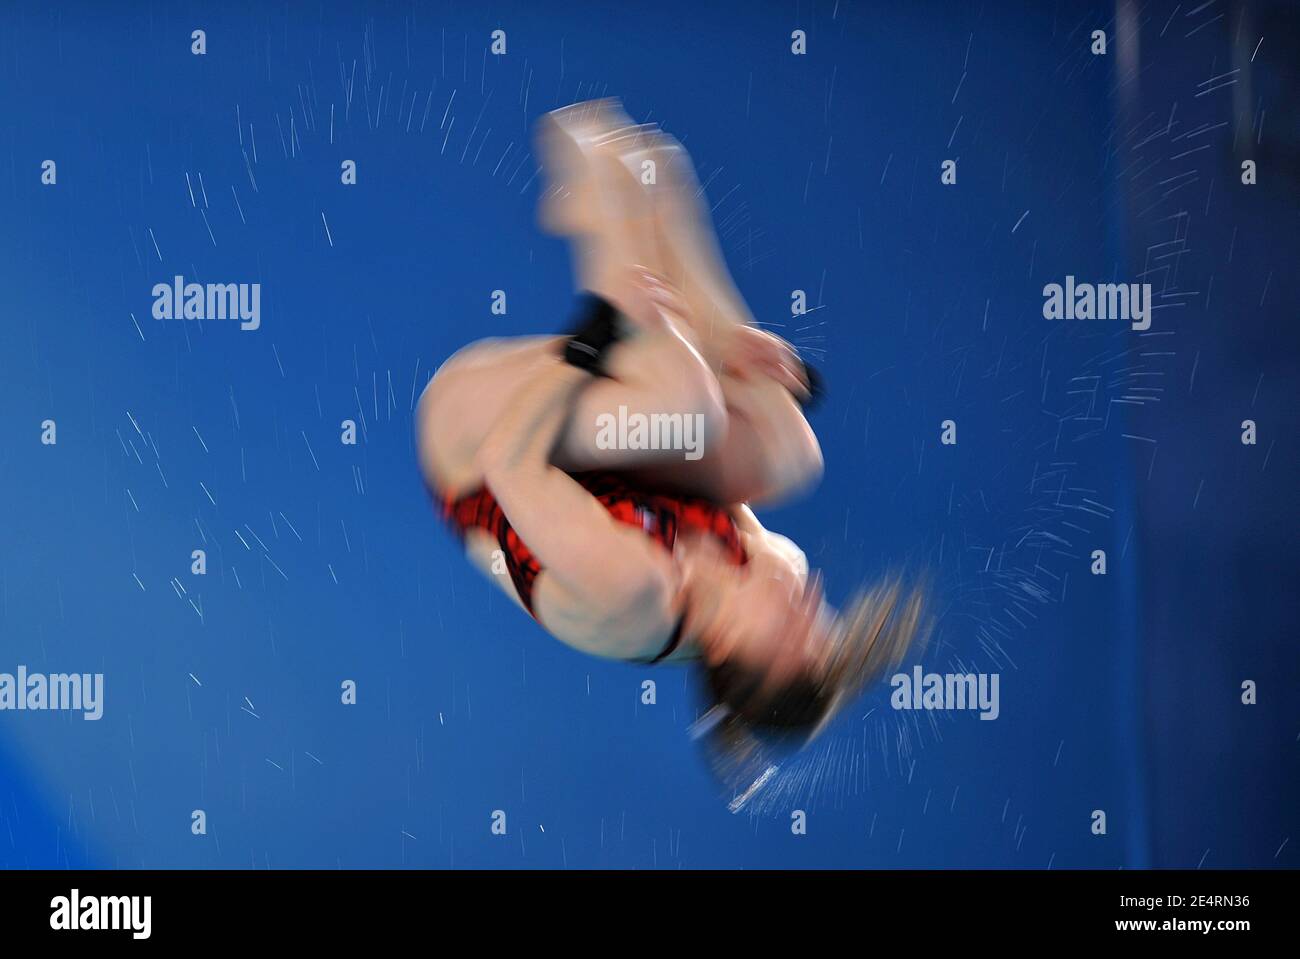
[417,336,560,496]
[542,123,819,503]
[621,370,823,506]
[539,103,773,372]
[417,326,729,497]
[605,128,824,503]
[424,104,822,504]
[546,265,820,504]
[418,324,820,508]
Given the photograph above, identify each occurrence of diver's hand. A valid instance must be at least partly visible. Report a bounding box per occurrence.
[720,326,811,401]
[610,266,690,337]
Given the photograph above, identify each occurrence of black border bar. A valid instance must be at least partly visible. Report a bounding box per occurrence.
[0,868,1289,944]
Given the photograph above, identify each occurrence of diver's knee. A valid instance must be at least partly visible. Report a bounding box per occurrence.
[757,430,824,503]
[414,380,452,484]
[420,337,520,437]
[432,336,507,380]
[788,438,825,492]
[416,348,492,489]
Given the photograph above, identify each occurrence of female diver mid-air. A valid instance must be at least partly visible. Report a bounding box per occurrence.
[417,100,927,786]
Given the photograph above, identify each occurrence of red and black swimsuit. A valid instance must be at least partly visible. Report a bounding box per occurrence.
[434,470,748,663]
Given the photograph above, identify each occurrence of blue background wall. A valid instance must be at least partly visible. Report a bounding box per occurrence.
[0,0,1294,868]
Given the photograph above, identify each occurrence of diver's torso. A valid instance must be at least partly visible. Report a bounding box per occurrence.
[440,471,746,661]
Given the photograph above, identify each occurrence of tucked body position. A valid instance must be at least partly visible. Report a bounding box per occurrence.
[417,100,926,772]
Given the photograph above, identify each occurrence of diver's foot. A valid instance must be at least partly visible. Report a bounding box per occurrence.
[534,98,634,238]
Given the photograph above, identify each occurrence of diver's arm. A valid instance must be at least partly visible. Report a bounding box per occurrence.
[476,356,669,613]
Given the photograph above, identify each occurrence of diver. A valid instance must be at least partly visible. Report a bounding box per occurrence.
[417,99,926,754]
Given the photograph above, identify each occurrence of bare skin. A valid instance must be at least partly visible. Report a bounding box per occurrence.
[551,108,824,502]
[417,269,826,673]
[418,101,835,681]
[416,313,820,506]
[422,104,822,507]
